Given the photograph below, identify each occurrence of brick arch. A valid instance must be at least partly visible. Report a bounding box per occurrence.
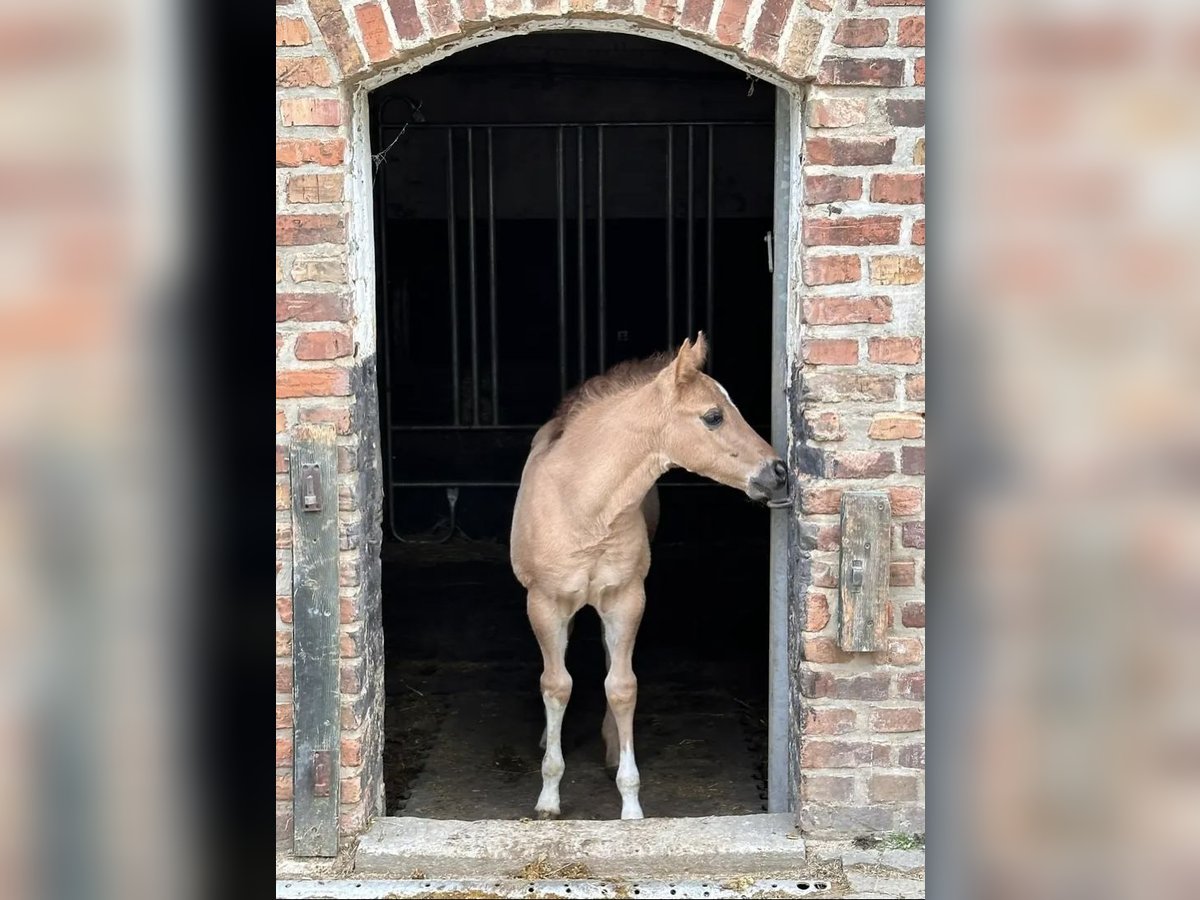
[303,0,842,88]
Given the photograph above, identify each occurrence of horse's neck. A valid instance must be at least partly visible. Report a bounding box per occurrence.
[554,392,666,536]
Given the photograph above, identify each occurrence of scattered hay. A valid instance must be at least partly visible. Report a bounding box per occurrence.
[516,855,592,880]
[720,874,757,892]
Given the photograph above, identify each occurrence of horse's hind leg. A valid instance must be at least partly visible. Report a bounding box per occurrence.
[601,642,619,771]
[528,590,572,819]
[540,615,575,750]
[600,582,646,820]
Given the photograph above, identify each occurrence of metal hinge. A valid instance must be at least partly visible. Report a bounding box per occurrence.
[311,749,333,798]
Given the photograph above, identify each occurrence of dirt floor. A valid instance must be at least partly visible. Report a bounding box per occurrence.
[382,539,769,820]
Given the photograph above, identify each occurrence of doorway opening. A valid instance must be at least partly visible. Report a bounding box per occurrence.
[370,32,780,821]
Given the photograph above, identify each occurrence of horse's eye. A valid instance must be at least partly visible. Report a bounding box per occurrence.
[701,408,724,429]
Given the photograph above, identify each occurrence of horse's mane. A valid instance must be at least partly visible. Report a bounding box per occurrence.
[542,352,673,444]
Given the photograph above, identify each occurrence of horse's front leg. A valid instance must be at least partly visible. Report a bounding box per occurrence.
[599,581,646,820]
[528,590,572,819]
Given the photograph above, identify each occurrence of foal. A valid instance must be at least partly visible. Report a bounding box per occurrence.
[509,333,790,820]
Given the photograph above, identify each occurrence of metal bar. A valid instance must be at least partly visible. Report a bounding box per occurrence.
[446,130,460,426]
[467,128,480,425]
[379,119,771,129]
[768,90,794,815]
[391,424,539,432]
[686,124,695,339]
[374,112,401,541]
[487,127,499,425]
[556,128,567,397]
[389,480,719,489]
[576,125,586,383]
[666,126,674,348]
[706,124,715,372]
[597,125,606,372]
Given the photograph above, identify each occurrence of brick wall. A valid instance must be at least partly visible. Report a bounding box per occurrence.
[276,0,925,851]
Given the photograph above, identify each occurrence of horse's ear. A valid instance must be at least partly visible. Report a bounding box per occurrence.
[673,332,708,385]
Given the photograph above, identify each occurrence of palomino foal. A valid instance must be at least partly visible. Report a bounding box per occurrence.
[509,333,790,820]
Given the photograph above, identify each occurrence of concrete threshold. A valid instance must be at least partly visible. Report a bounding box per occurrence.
[354,813,808,881]
[277,877,835,898]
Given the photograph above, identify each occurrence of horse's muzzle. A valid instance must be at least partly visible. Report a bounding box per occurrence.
[749,459,793,507]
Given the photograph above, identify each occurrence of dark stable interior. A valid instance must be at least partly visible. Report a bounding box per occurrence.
[372,33,777,820]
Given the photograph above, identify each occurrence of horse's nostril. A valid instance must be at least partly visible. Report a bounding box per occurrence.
[773,460,788,483]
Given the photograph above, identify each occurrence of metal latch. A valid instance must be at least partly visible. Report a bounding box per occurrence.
[301,463,323,513]
[312,749,333,798]
[849,558,864,590]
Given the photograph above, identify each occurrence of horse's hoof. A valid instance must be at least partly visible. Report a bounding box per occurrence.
[536,808,559,820]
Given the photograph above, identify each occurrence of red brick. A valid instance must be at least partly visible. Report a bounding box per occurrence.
[803,255,861,286]
[276,596,293,625]
[291,257,346,284]
[803,637,854,663]
[912,220,925,245]
[818,57,904,87]
[833,18,888,47]
[749,0,790,60]
[803,774,853,802]
[805,295,891,324]
[276,771,294,801]
[868,337,922,364]
[276,17,310,46]
[884,637,923,665]
[898,743,925,769]
[276,444,287,473]
[300,406,353,435]
[869,774,919,802]
[871,174,925,205]
[807,98,869,128]
[804,410,844,442]
[277,214,346,246]
[307,0,364,74]
[914,56,925,86]
[805,372,896,403]
[801,487,842,515]
[424,0,460,37]
[388,0,425,39]
[803,339,858,365]
[340,775,362,804]
[715,0,751,45]
[276,662,293,692]
[280,98,343,127]
[679,0,715,32]
[276,139,345,167]
[816,523,841,551]
[277,58,334,89]
[868,413,923,440]
[901,445,925,475]
[340,658,365,693]
[885,99,925,128]
[901,520,925,548]
[276,523,292,549]
[804,707,856,735]
[341,736,363,767]
[276,629,292,656]
[890,560,916,586]
[277,292,349,323]
[805,137,895,167]
[355,4,393,62]
[889,486,923,516]
[897,673,925,701]
[459,0,489,21]
[276,410,286,433]
[802,740,891,768]
[804,216,901,247]
[871,707,923,732]
[276,368,351,399]
[287,174,344,204]
[276,733,293,766]
[805,593,831,631]
[802,671,891,701]
[905,373,925,400]
[276,703,293,729]
[804,174,862,204]
[901,602,925,628]
[898,16,925,47]
[829,450,895,478]
[869,0,923,5]
[295,330,353,360]
[811,560,838,589]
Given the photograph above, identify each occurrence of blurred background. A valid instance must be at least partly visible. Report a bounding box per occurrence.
[1,0,1198,898]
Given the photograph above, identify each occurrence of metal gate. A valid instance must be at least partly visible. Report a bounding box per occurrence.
[372,98,774,540]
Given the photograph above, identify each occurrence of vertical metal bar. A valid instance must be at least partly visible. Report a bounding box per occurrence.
[446,129,460,426]
[706,124,715,372]
[768,91,794,815]
[467,129,480,425]
[577,125,586,383]
[597,125,606,372]
[487,127,499,425]
[666,126,674,349]
[376,117,402,541]
[686,124,695,338]
[556,128,567,397]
